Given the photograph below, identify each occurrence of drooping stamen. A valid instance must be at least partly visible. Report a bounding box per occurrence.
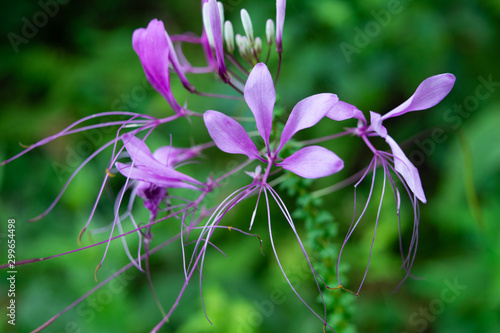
[356,156,387,295]
[31,222,190,332]
[336,157,377,288]
[264,186,335,331]
[1,111,156,167]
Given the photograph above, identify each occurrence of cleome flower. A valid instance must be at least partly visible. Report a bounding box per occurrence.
[115,133,203,217]
[325,73,456,293]
[133,19,194,115]
[328,73,456,203]
[204,62,343,179]
[200,62,343,330]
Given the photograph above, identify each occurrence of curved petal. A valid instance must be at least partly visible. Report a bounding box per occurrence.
[132,21,170,95]
[203,110,261,160]
[244,63,276,149]
[278,93,339,152]
[201,30,217,70]
[369,111,388,138]
[121,134,201,185]
[276,145,344,179]
[385,135,426,203]
[276,0,286,53]
[132,19,184,114]
[116,163,200,190]
[165,30,195,92]
[325,100,360,121]
[121,133,157,169]
[382,73,456,120]
[153,146,197,167]
[203,0,229,83]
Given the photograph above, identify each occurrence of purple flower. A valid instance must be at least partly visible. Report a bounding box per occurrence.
[201,63,343,329]
[115,133,202,216]
[204,62,343,179]
[133,19,193,115]
[326,73,455,293]
[328,73,456,203]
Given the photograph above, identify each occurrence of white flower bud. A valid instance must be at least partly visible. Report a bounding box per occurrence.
[202,3,215,48]
[240,9,254,45]
[217,2,225,29]
[224,21,235,53]
[238,44,248,59]
[237,35,251,59]
[241,36,251,51]
[254,37,263,55]
[266,19,275,45]
[235,34,243,49]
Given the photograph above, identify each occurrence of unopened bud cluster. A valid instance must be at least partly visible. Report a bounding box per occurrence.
[203,2,276,65]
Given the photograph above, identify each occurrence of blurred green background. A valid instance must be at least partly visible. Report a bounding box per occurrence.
[1,0,499,332]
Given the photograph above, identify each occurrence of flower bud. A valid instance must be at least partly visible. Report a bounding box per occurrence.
[240,9,254,45]
[254,37,263,55]
[276,0,286,53]
[217,2,225,28]
[202,3,215,48]
[241,36,251,51]
[236,35,251,59]
[235,34,243,49]
[266,19,275,45]
[224,21,235,53]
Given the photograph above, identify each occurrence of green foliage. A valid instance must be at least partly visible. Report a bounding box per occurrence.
[280,174,357,332]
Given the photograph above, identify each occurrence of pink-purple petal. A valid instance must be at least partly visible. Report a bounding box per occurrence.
[203,110,261,160]
[116,163,200,190]
[276,145,344,179]
[121,133,157,169]
[369,111,388,138]
[244,63,276,148]
[278,93,339,152]
[276,0,286,53]
[325,100,359,121]
[121,134,201,185]
[153,146,197,167]
[382,73,456,120]
[132,19,184,114]
[165,30,195,92]
[208,0,228,82]
[385,135,426,203]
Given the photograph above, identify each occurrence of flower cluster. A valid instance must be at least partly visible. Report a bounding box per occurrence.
[1,0,456,331]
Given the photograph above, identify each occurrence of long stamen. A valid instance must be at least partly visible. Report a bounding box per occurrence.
[357,156,387,294]
[1,112,156,166]
[337,157,377,288]
[31,219,195,332]
[114,184,145,272]
[264,187,335,331]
